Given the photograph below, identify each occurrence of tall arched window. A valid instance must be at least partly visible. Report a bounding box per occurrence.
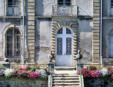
[6,28,21,58]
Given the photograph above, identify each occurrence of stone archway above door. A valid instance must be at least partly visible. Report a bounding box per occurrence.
[51,18,78,67]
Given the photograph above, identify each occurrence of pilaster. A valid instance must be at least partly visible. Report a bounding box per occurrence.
[92,0,101,64]
[27,0,35,63]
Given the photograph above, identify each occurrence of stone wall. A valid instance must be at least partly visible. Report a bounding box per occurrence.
[102,0,111,17]
[84,78,113,87]
[0,79,47,87]
[102,20,113,65]
[36,0,54,16]
[36,19,52,64]
[76,0,93,16]
[78,19,93,64]
[0,0,5,16]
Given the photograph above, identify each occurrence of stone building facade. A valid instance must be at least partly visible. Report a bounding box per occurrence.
[0,0,112,67]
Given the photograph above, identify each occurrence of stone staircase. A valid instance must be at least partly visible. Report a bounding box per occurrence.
[52,66,82,87]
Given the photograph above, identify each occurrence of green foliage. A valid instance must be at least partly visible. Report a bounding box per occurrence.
[29,66,36,71]
[0,65,5,70]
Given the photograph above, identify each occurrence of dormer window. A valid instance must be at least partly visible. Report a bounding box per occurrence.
[7,0,19,16]
[58,0,71,6]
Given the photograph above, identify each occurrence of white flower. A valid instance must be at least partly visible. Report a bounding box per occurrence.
[100,68,108,76]
[36,69,47,78]
[4,68,14,77]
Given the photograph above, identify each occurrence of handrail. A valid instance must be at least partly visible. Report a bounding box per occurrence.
[79,67,84,87]
[48,62,54,87]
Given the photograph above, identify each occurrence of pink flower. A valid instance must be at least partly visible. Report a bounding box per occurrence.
[17,70,28,77]
[111,74,113,79]
[81,68,91,77]
[90,70,100,78]
[29,72,40,79]
[20,65,29,70]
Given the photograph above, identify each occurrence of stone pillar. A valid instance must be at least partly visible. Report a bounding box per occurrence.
[92,0,101,64]
[27,0,35,63]
[71,22,78,67]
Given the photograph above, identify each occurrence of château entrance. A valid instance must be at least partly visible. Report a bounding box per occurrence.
[55,27,73,66]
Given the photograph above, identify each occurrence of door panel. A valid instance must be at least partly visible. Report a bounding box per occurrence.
[56,28,73,66]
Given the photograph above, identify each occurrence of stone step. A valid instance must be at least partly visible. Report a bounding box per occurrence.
[53,77,79,80]
[53,80,80,83]
[53,86,80,87]
[54,71,77,75]
[53,83,80,86]
[53,74,79,77]
[55,66,76,70]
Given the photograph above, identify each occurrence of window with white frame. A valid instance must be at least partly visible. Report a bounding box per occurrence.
[56,28,72,55]
[7,0,19,16]
[58,0,71,6]
[6,28,21,58]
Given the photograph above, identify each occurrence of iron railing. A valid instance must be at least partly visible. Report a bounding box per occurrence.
[7,5,19,16]
[52,5,78,16]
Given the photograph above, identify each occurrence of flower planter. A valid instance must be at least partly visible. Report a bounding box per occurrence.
[84,77,113,87]
[0,77,48,87]
[78,66,113,87]
[0,65,49,87]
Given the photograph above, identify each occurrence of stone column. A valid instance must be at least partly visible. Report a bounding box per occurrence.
[92,0,101,64]
[27,0,35,63]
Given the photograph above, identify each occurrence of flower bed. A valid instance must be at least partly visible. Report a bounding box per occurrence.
[0,65,49,79]
[0,65,49,87]
[78,66,113,87]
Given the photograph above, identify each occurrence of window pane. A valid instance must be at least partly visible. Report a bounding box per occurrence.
[14,36,20,56]
[6,28,20,57]
[57,29,63,34]
[111,0,113,7]
[66,38,72,55]
[58,0,63,5]
[6,35,12,57]
[57,38,62,55]
[15,29,20,34]
[8,0,13,5]
[66,0,71,6]
[66,28,71,34]
[8,0,19,6]
[7,29,13,35]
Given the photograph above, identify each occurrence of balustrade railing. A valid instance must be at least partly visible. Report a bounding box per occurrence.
[52,5,78,16]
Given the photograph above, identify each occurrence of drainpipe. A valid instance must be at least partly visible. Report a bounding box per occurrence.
[21,0,25,65]
[100,0,103,66]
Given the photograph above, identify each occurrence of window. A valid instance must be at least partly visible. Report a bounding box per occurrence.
[66,38,72,55]
[7,0,19,16]
[56,28,72,55]
[6,28,21,58]
[111,0,113,8]
[57,38,62,55]
[58,0,71,6]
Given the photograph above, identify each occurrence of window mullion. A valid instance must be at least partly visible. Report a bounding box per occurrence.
[63,0,66,6]
[12,29,15,57]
